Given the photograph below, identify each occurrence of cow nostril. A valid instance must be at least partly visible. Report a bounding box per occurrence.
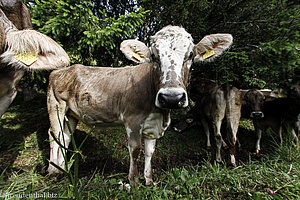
[250,111,264,119]
[178,93,186,107]
[158,93,167,106]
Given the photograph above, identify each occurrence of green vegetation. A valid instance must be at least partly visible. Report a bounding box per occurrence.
[0,0,299,199]
[0,93,299,199]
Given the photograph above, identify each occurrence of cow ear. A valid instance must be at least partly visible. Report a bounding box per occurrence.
[194,34,233,62]
[0,29,70,70]
[120,39,150,64]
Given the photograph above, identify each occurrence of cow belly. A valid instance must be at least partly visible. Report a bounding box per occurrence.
[68,108,122,127]
[81,114,123,126]
[142,113,170,139]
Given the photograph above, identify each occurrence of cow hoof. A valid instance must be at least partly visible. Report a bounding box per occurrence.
[119,181,131,192]
[49,173,64,182]
[216,158,222,164]
[145,179,154,186]
[129,177,139,186]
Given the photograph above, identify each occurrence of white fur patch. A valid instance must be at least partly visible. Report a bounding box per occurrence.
[142,113,170,139]
[126,127,133,137]
[230,154,236,166]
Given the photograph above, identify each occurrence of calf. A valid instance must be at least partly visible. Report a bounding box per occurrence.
[189,78,242,166]
[242,88,299,153]
[47,26,233,185]
[0,0,70,117]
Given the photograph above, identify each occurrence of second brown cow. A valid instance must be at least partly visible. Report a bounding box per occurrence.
[189,78,242,166]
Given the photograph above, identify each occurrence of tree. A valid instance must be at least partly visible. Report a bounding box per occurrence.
[24,0,299,90]
[141,0,299,89]
[26,0,147,66]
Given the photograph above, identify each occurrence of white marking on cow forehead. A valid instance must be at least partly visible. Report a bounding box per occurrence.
[150,26,194,84]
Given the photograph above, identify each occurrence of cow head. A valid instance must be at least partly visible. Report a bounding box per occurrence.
[0,0,31,30]
[243,89,265,118]
[243,89,279,119]
[121,26,233,109]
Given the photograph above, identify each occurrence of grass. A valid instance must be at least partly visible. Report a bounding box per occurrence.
[0,92,299,199]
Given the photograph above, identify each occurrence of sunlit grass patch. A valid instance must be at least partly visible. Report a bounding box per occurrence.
[12,133,45,171]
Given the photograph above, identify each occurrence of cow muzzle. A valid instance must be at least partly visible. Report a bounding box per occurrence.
[155,88,188,109]
[250,111,264,119]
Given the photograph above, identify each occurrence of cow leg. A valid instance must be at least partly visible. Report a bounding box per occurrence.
[144,138,156,186]
[0,89,17,117]
[64,115,78,134]
[47,91,70,174]
[200,118,211,149]
[278,125,283,146]
[254,128,262,154]
[291,126,299,146]
[126,126,142,185]
[213,121,223,163]
[0,69,24,117]
[253,120,262,154]
[227,120,240,166]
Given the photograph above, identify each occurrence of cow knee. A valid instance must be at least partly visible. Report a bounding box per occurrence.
[215,134,222,146]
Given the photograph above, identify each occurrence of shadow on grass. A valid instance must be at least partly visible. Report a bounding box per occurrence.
[0,92,289,183]
[0,93,49,175]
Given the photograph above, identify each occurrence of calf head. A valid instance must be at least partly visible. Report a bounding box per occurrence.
[121,26,233,109]
[243,89,265,119]
[243,89,279,119]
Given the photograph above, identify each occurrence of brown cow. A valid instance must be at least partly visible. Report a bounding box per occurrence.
[47,26,233,185]
[189,78,242,166]
[0,0,70,117]
[241,88,299,153]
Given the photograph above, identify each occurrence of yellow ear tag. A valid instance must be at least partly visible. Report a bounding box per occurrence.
[203,50,215,59]
[132,52,142,62]
[15,52,37,66]
[278,93,287,98]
